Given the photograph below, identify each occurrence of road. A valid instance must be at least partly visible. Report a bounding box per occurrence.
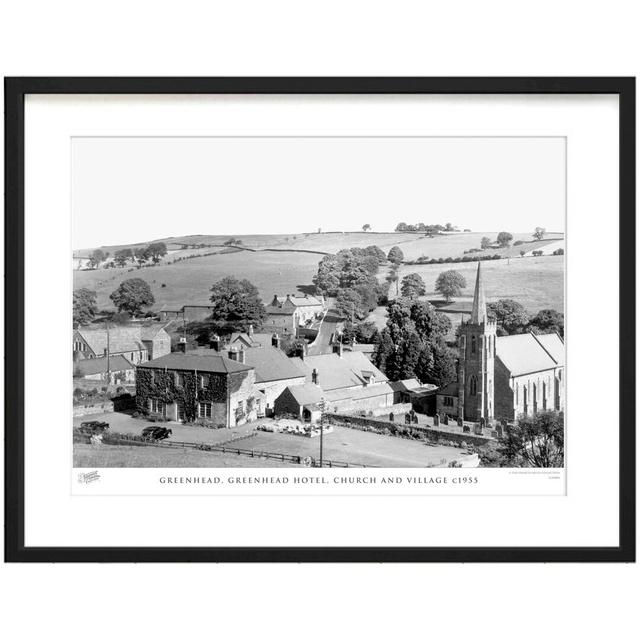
[307,308,343,355]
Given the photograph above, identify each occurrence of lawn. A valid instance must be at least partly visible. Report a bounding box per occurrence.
[74,443,296,468]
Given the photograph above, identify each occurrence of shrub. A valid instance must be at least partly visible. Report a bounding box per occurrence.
[161,283,167,288]
[553,248,564,255]
[513,240,524,246]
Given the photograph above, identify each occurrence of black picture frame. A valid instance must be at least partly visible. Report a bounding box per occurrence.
[4,77,635,563]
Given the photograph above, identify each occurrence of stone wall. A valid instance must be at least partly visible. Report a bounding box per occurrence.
[324,413,493,447]
[73,400,115,417]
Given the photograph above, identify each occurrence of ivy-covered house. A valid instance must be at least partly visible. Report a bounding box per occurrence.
[136,352,259,428]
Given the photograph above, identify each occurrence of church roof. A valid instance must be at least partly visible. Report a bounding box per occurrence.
[496,333,563,376]
[470,261,487,323]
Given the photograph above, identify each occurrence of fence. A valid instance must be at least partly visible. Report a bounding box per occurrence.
[96,431,372,467]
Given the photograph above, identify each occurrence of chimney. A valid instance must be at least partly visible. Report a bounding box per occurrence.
[228,345,239,361]
[248,324,254,337]
[176,337,187,353]
[286,293,291,302]
[333,341,343,357]
[271,294,280,307]
[271,333,281,349]
[210,334,223,352]
[312,368,319,385]
[237,347,246,364]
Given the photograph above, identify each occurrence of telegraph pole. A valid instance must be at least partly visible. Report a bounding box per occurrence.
[319,397,326,468]
[105,320,111,385]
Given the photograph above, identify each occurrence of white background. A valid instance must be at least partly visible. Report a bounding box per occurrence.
[1,2,638,640]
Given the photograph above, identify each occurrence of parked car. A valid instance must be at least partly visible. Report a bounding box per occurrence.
[78,420,109,435]
[141,426,173,441]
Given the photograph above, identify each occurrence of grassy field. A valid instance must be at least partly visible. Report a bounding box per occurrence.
[74,249,324,309]
[74,443,297,468]
[368,255,564,330]
[74,231,564,312]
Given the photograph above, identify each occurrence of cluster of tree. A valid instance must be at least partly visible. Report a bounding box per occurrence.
[339,320,380,345]
[206,276,266,334]
[223,238,243,246]
[88,249,109,269]
[480,412,564,468]
[373,298,456,387]
[394,222,457,234]
[400,273,426,298]
[407,253,502,266]
[73,288,99,325]
[487,299,564,337]
[113,242,168,268]
[314,246,389,320]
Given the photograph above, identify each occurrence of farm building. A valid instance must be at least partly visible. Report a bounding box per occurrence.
[276,349,396,416]
[73,355,135,385]
[136,351,258,427]
[264,293,326,335]
[73,324,172,364]
[436,262,565,422]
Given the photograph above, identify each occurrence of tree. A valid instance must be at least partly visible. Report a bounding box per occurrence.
[114,248,134,267]
[88,249,107,269]
[480,236,491,250]
[146,242,168,264]
[496,231,513,247]
[73,288,98,325]
[312,255,341,295]
[362,223,371,232]
[487,299,530,335]
[387,246,404,265]
[444,222,454,231]
[374,298,453,384]
[435,270,466,302]
[400,273,426,298]
[529,309,564,337]
[109,278,155,316]
[480,412,564,468]
[364,245,387,265]
[533,227,546,241]
[395,222,408,232]
[313,248,379,297]
[336,288,364,321]
[341,321,379,345]
[134,246,149,267]
[208,276,266,334]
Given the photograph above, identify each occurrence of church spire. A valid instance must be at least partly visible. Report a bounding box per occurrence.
[470,261,487,324]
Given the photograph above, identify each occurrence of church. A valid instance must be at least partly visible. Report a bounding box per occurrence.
[436,262,565,423]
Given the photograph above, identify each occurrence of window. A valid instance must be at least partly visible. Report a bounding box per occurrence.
[198,402,212,419]
[200,374,210,389]
[443,396,454,407]
[469,375,477,396]
[148,398,164,414]
[471,335,476,354]
[237,400,245,413]
[73,340,86,352]
[175,372,185,387]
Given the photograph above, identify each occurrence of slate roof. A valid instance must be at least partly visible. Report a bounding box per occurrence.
[533,333,565,366]
[324,382,395,403]
[295,351,388,391]
[242,347,307,383]
[285,382,325,406]
[389,378,423,393]
[137,352,253,374]
[74,355,134,376]
[496,333,563,377]
[230,332,274,348]
[140,324,169,340]
[265,305,297,316]
[273,295,324,307]
[75,327,146,356]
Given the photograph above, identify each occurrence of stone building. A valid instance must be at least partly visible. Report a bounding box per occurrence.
[436,262,565,422]
[264,293,326,335]
[136,351,258,427]
[73,324,171,364]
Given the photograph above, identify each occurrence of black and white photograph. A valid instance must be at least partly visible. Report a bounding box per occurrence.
[71,136,566,472]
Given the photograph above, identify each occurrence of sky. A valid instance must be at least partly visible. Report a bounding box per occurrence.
[72,137,565,250]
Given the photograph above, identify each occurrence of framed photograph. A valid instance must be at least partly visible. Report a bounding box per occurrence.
[5,77,635,562]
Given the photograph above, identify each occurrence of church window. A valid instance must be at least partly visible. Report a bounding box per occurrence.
[471,335,476,354]
[469,375,477,396]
